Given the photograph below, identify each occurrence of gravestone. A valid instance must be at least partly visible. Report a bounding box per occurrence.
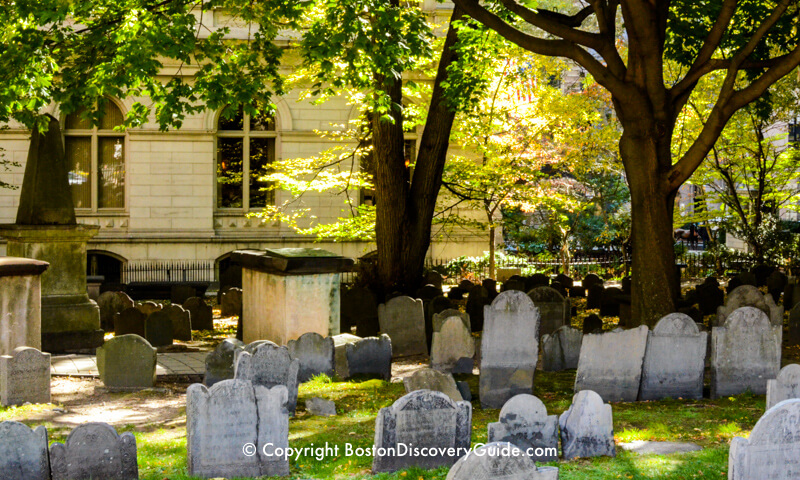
[0,347,50,406]
[711,307,782,398]
[753,265,774,286]
[556,274,574,288]
[789,302,800,346]
[113,307,145,337]
[696,282,725,316]
[184,297,214,331]
[135,301,162,316]
[346,334,392,380]
[487,394,558,462]
[482,278,498,300]
[639,313,707,401]
[220,287,243,317]
[341,286,380,337]
[306,397,336,416]
[432,308,470,333]
[479,291,540,409]
[599,287,622,317]
[728,398,800,479]
[502,278,526,292]
[403,368,463,402]
[425,271,444,290]
[527,286,569,335]
[162,304,192,341]
[716,285,782,327]
[583,313,603,333]
[378,296,427,357]
[541,326,583,371]
[203,338,244,387]
[766,364,800,410]
[144,310,173,348]
[574,326,649,402]
[50,423,138,480]
[465,285,488,332]
[0,421,50,480]
[446,442,558,480]
[582,273,604,290]
[187,380,289,478]
[459,279,475,290]
[447,287,466,300]
[170,284,196,305]
[96,335,157,390]
[586,284,604,309]
[287,332,335,382]
[416,284,442,301]
[372,390,472,473]
[430,316,475,374]
[426,295,454,347]
[559,390,615,460]
[784,277,800,310]
[331,333,360,378]
[97,291,134,331]
[235,342,300,414]
[766,270,787,304]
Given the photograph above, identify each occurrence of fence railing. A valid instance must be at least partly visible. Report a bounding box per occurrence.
[122,261,215,284]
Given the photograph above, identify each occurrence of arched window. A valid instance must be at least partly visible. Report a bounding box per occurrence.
[216,105,277,209]
[64,101,126,210]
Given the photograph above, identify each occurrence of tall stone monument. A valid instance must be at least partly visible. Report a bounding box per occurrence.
[0,115,102,352]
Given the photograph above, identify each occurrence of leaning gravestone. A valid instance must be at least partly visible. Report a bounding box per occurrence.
[183,297,214,331]
[574,326,649,402]
[235,341,300,414]
[728,398,800,479]
[187,380,289,478]
[403,368,463,402]
[163,304,192,341]
[378,296,427,357]
[287,332,335,383]
[372,390,472,473]
[50,423,138,480]
[527,286,570,335]
[346,334,392,380]
[0,421,50,480]
[432,308,470,333]
[487,394,558,462]
[465,285,488,332]
[766,364,800,411]
[639,313,707,401]
[559,390,615,460]
[0,347,50,406]
[144,310,173,348]
[430,316,475,374]
[113,307,145,337]
[711,307,782,398]
[220,287,243,317]
[479,291,540,409]
[96,334,157,390]
[445,442,559,480]
[541,326,582,371]
[203,338,244,387]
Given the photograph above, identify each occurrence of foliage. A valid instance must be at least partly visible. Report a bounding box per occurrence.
[0,147,20,190]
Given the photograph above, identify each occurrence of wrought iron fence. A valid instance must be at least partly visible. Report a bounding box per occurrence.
[121,260,215,284]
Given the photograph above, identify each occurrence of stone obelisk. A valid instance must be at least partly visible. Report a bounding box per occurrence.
[0,115,103,353]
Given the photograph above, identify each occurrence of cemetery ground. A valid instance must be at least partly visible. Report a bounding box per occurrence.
[1,299,794,480]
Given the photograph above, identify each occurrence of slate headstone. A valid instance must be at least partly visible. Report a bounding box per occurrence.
[430,316,475,374]
[378,296,427,357]
[220,287,243,317]
[416,284,442,301]
[235,342,300,414]
[96,335,157,390]
[488,394,559,462]
[556,274,574,288]
[639,313,707,401]
[482,278,498,300]
[425,271,444,290]
[586,284,604,309]
[716,285,780,327]
[170,284,196,305]
[789,302,800,346]
[287,332,335,383]
[480,291,540,409]
[728,398,800,479]
[50,423,138,480]
[599,287,622,317]
[559,390,615,460]
[162,304,191,341]
[97,291,134,331]
[696,282,725,316]
[447,287,466,301]
[766,363,800,411]
[445,442,559,480]
[574,326,649,402]
[203,338,244,387]
[187,380,289,478]
[144,310,173,347]
[465,285,488,332]
[432,308,470,333]
[766,270,787,304]
[183,297,214,331]
[752,265,774,287]
[541,326,583,372]
[0,347,50,407]
[583,313,603,334]
[113,307,145,337]
[502,279,526,292]
[527,286,569,335]
[784,277,800,310]
[0,421,50,480]
[345,334,392,380]
[582,273,604,290]
[404,368,463,402]
[372,390,471,473]
[341,286,380,337]
[711,307,782,398]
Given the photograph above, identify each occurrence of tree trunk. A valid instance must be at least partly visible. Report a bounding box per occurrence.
[489,224,496,280]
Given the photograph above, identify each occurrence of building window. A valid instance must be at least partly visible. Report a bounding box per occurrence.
[64,101,126,210]
[216,105,277,209]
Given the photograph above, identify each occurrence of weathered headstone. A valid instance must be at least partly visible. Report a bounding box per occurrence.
[639,313,707,401]
[203,338,244,387]
[331,333,360,378]
[583,313,603,333]
[404,368,463,402]
[711,307,782,398]
[184,297,214,331]
[430,317,475,374]
[789,302,800,346]
[220,287,243,317]
[582,273,604,290]
[416,284,442,301]
[445,442,559,480]
[502,278,526,292]
[372,390,472,473]
[378,296,427,357]
[163,304,192,341]
[766,270,787,304]
[287,332,335,383]
[170,284,196,305]
[541,326,583,372]
[482,278,498,300]
[716,285,782,327]
[426,295,454,346]
[447,287,466,300]
[574,326,649,402]
[696,281,725,316]
[96,334,157,390]
[465,285,488,332]
[135,301,162,317]
[113,307,145,337]
[559,390,615,460]
[479,291,540,409]
[556,274,574,288]
[235,341,300,414]
[487,394,558,462]
[432,308,470,333]
[766,364,800,411]
[50,423,138,480]
[97,291,134,331]
[340,286,380,337]
[187,380,289,478]
[143,310,173,348]
[728,398,800,479]
[306,397,336,416]
[527,286,569,335]
[345,334,392,380]
[0,421,50,480]
[0,347,50,406]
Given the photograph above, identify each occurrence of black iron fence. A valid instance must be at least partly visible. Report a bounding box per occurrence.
[121,260,215,284]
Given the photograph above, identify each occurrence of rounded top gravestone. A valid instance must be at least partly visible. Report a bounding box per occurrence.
[0,421,50,480]
[445,442,559,480]
[729,398,800,480]
[653,312,700,336]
